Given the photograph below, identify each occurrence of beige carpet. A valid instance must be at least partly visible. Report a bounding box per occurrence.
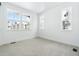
[0,37,79,56]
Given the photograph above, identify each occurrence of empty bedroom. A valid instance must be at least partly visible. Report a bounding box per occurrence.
[0,2,79,56]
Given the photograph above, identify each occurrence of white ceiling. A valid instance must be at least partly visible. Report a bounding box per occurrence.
[9,2,78,14]
[9,2,60,14]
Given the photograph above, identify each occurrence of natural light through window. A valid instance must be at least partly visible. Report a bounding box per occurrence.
[7,8,30,31]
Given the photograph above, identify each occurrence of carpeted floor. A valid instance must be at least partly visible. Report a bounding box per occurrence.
[0,37,79,56]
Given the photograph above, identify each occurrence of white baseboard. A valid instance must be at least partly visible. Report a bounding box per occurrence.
[0,36,36,46]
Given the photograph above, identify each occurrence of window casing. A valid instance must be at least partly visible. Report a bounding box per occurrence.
[7,8,30,31]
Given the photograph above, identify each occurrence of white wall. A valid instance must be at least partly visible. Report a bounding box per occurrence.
[0,3,4,44]
[38,3,79,47]
[0,3,37,45]
[0,4,1,40]
[1,2,79,47]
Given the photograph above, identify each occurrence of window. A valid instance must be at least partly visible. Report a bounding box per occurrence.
[22,15,30,30]
[62,7,72,30]
[40,16,45,30]
[7,8,30,31]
